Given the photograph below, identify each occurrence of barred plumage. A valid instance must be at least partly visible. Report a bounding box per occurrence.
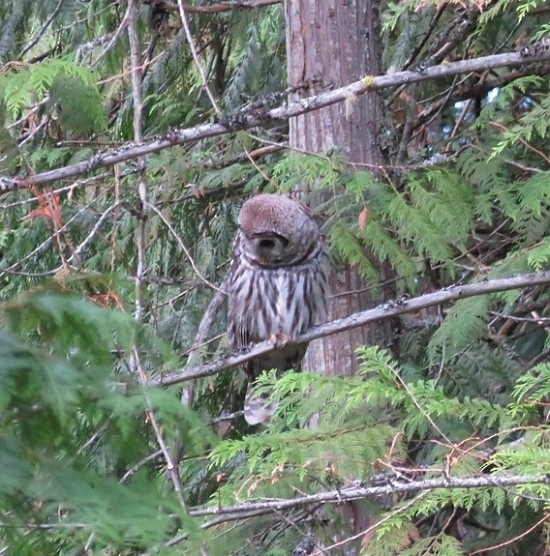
[227,194,330,425]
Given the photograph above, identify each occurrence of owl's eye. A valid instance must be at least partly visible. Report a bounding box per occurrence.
[257,234,289,249]
[259,239,276,250]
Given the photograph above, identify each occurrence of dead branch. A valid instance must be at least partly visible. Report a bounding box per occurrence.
[152,270,550,386]
[190,472,549,519]
[146,0,281,15]
[2,45,550,196]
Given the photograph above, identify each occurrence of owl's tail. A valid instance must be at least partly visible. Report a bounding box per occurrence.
[244,383,278,425]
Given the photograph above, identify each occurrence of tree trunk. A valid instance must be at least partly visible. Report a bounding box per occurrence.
[285,0,395,376]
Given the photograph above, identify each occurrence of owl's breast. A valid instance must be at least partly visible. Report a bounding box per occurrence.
[228,246,329,351]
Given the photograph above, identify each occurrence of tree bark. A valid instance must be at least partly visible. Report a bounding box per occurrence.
[285,0,395,376]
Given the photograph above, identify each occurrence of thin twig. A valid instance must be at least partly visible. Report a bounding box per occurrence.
[67,202,121,264]
[0,197,109,278]
[319,491,430,554]
[120,449,164,483]
[154,0,281,14]
[92,4,131,68]
[179,285,228,412]
[19,0,65,57]
[127,0,147,320]
[128,3,144,145]
[469,512,549,555]
[132,348,188,510]
[127,0,187,512]
[176,0,221,115]
[146,201,225,293]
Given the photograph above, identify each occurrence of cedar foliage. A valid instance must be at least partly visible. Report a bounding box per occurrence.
[0,0,550,554]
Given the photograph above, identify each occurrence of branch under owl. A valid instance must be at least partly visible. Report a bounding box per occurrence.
[152,270,550,387]
[160,471,549,544]
[2,42,550,195]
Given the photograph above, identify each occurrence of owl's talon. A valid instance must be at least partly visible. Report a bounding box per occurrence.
[270,332,290,349]
[229,346,251,357]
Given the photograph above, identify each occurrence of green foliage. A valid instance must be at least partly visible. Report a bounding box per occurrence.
[48,73,107,136]
[0,59,98,119]
[1,0,550,554]
[223,7,286,111]
[209,347,549,554]
[271,151,342,193]
[492,93,550,159]
[427,295,490,365]
[0,289,215,553]
[527,238,550,271]
[362,531,463,556]
[512,362,550,405]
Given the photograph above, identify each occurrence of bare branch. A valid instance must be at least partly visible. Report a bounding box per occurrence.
[131,348,188,510]
[0,197,107,278]
[67,202,121,265]
[176,0,221,114]
[146,0,281,15]
[127,1,144,145]
[127,0,187,513]
[3,46,550,194]
[145,202,224,293]
[92,5,131,67]
[187,472,549,527]
[19,0,65,58]
[153,270,550,386]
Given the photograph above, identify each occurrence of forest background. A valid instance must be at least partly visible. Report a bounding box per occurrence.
[1,0,550,555]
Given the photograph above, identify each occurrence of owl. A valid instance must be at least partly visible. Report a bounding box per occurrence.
[227,193,330,425]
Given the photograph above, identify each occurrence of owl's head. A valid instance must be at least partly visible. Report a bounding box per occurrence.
[238,194,321,266]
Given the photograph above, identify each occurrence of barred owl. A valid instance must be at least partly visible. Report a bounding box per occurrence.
[227,194,330,425]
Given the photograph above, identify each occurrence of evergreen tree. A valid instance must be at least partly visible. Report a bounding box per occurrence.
[0,0,550,554]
